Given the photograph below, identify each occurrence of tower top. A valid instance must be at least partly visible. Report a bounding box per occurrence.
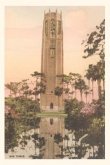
[44,10,62,19]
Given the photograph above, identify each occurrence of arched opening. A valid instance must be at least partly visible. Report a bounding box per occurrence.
[50,118,53,125]
[50,102,53,109]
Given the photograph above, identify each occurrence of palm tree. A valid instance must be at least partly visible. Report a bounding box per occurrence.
[69,73,81,99]
[95,61,103,99]
[101,60,105,92]
[82,19,105,100]
[85,64,97,100]
[86,62,104,100]
[84,71,91,89]
[62,74,71,99]
[84,86,90,103]
[68,73,74,99]
[89,62,103,100]
[75,78,86,102]
[54,86,63,111]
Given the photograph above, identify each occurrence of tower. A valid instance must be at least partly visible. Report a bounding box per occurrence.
[40,10,64,111]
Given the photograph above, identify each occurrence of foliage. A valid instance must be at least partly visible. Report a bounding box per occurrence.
[82,19,105,59]
[5,96,40,115]
[5,96,41,153]
[64,98,84,115]
[87,117,104,146]
[54,86,63,97]
[5,113,18,153]
[83,20,105,100]
[31,133,45,149]
[31,71,46,100]
[74,79,86,92]
[64,91,105,158]
[54,133,63,144]
[5,82,21,97]
[80,103,96,115]
[64,99,89,132]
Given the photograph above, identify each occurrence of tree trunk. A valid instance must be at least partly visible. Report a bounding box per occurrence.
[72,86,74,99]
[67,84,69,99]
[103,79,105,91]
[88,79,90,89]
[80,91,82,102]
[35,78,38,101]
[97,79,102,99]
[85,94,87,103]
[93,145,95,158]
[74,80,76,99]
[35,94,37,101]
[75,90,76,99]
[91,80,94,100]
[34,141,37,155]
[10,89,12,97]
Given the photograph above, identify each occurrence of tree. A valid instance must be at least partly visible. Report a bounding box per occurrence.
[62,74,71,99]
[84,70,91,89]
[5,113,18,152]
[82,19,105,100]
[82,19,105,60]
[54,133,63,144]
[31,71,45,101]
[96,61,104,99]
[5,82,21,97]
[74,78,87,102]
[63,134,69,147]
[85,64,96,100]
[87,117,104,158]
[31,133,45,156]
[20,79,31,98]
[69,73,81,99]
[84,86,90,103]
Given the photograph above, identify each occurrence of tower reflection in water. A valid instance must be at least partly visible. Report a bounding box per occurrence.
[39,117,64,159]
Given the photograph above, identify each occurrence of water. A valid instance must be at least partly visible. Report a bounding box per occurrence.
[5,116,97,159]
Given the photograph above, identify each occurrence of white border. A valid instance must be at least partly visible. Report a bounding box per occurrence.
[0,0,110,165]
[0,0,5,161]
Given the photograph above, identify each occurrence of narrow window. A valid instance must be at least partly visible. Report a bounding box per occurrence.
[50,102,53,109]
[50,118,53,125]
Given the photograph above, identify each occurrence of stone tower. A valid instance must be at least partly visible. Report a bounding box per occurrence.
[40,10,64,111]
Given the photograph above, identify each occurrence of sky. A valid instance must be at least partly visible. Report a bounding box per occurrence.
[5,6,105,83]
